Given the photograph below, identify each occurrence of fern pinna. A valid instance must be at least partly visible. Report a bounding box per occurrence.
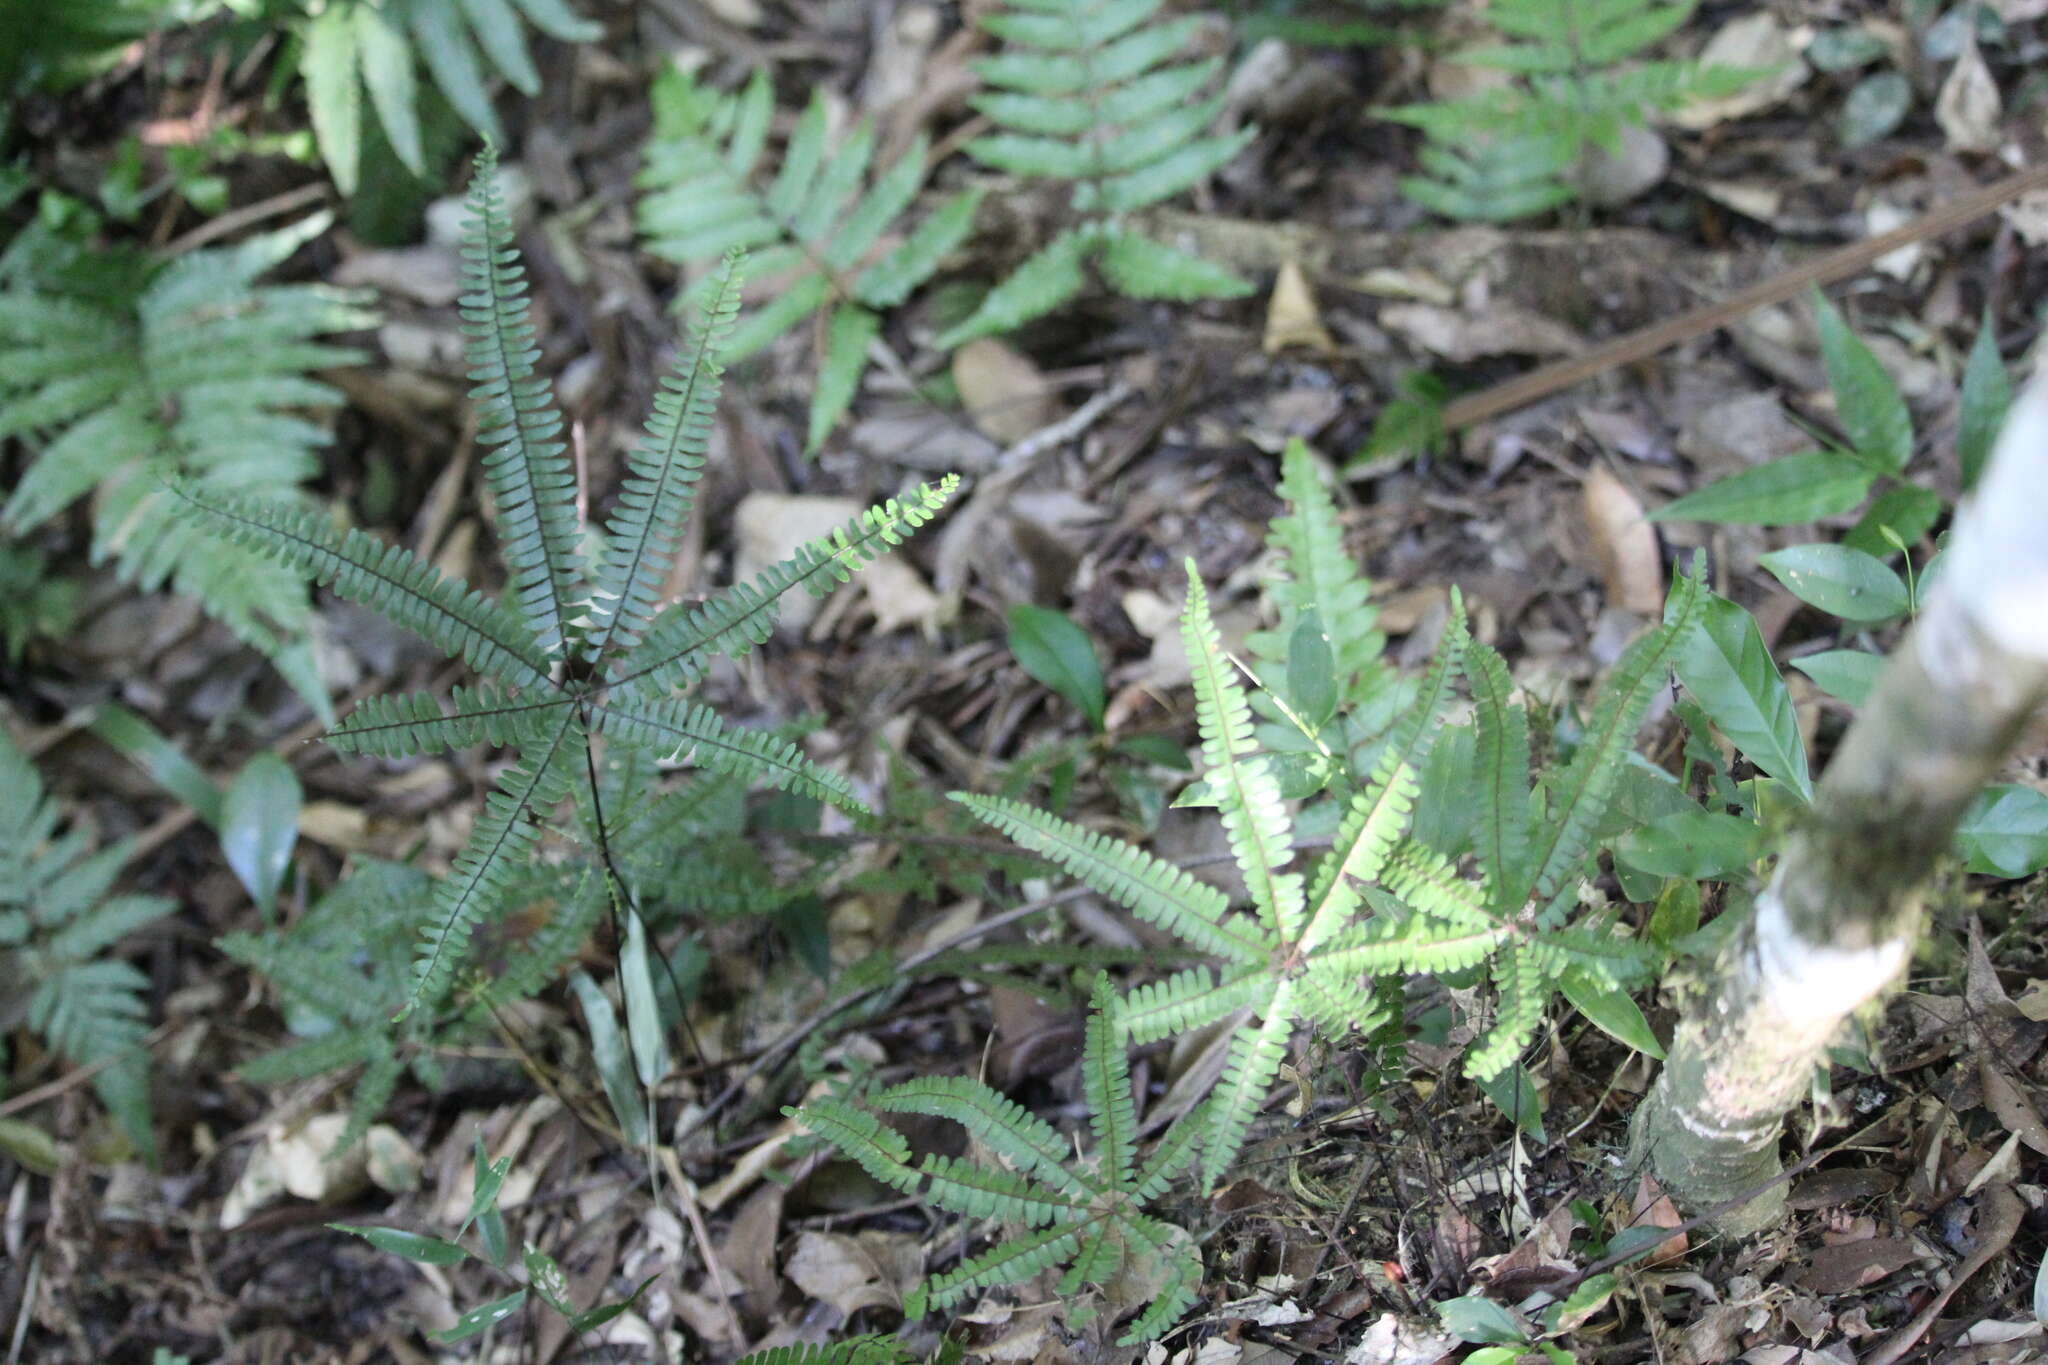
[794,980,1203,1344]
[0,728,175,1164]
[936,0,1255,346]
[177,151,955,1019]
[637,67,983,454]
[0,213,376,722]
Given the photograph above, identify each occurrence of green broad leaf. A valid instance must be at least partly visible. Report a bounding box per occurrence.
[329,1223,470,1266]
[1351,370,1449,468]
[568,970,651,1147]
[570,1274,661,1332]
[1544,1273,1619,1333]
[220,753,301,915]
[353,4,423,175]
[1791,648,1883,705]
[807,304,878,454]
[1437,1294,1529,1345]
[1646,877,1701,949]
[302,2,363,194]
[1673,593,1812,799]
[1115,733,1190,770]
[1614,809,1758,880]
[0,1117,58,1176]
[525,1245,575,1317]
[476,1204,510,1269]
[1958,310,2012,492]
[1604,1224,1677,1264]
[1474,1064,1545,1142]
[1287,610,1338,730]
[1842,483,1942,557]
[1838,69,1911,148]
[1008,603,1107,732]
[1652,451,1874,526]
[1760,543,1909,623]
[430,1289,527,1343]
[1954,786,2048,878]
[1813,288,1912,473]
[621,913,670,1090]
[90,702,222,828]
[460,1130,511,1237]
[1559,968,1665,1059]
[1461,1351,1528,1365]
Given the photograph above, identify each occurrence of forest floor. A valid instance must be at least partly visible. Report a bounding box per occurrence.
[6,0,2048,1362]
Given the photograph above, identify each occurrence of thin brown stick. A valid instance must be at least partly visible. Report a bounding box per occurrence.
[1441,161,2048,432]
[162,181,330,256]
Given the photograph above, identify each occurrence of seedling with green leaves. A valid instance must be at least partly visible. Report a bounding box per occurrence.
[936,0,1256,345]
[0,728,175,1165]
[178,151,955,1021]
[637,67,984,453]
[0,212,376,721]
[793,979,1204,1343]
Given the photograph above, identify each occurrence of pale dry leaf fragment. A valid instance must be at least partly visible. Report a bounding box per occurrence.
[1340,1312,1459,1365]
[1577,125,1669,208]
[298,800,370,851]
[953,338,1064,444]
[1379,302,1580,361]
[1977,1055,2048,1155]
[1629,1172,1689,1267]
[1934,38,2001,152]
[1582,464,1664,614]
[1263,261,1337,355]
[785,1229,919,1316]
[1672,14,1810,130]
[2003,189,2048,247]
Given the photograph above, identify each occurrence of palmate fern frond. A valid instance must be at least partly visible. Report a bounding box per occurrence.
[170,487,553,690]
[585,253,742,656]
[950,793,1265,962]
[1083,977,1138,1188]
[1117,966,1272,1043]
[613,476,957,694]
[917,1223,1085,1314]
[1249,439,1384,689]
[327,685,573,758]
[1466,944,1552,1080]
[1464,640,1534,909]
[874,1075,1089,1196]
[1200,990,1296,1188]
[785,1097,922,1190]
[588,696,862,813]
[1297,754,1417,953]
[460,145,583,659]
[1182,562,1305,939]
[637,67,982,451]
[918,1156,1085,1225]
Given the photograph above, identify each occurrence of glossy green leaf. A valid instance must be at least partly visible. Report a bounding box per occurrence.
[329,1223,470,1266]
[570,1274,660,1332]
[221,753,301,914]
[430,1289,527,1343]
[1474,1063,1545,1142]
[1813,288,1912,472]
[1760,543,1909,622]
[1559,968,1664,1058]
[1615,808,1758,879]
[90,702,222,828]
[1842,483,1942,557]
[568,970,651,1147]
[1652,451,1874,526]
[1791,648,1883,705]
[1437,1294,1528,1345]
[302,4,363,193]
[1838,70,1911,148]
[1008,603,1107,731]
[807,304,878,455]
[1954,785,2048,878]
[621,912,670,1090]
[1958,310,2012,492]
[1287,610,1338,730]
[1646,876,1701,949]
[1673,593,1811,798]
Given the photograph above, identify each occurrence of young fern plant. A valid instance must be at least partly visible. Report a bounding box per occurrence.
[935,0,1256,346]
[177,151,956,1019]
[0,213,376,721]
[794,980,1204,1344]
[1380,0,1756,220]
[637,67,984,453]
[0,727,175,1164]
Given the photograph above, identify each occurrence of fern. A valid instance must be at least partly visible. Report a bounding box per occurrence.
[1381,0,1759,220]
[297,0,601,194]
[0,727,174,1163]
[0,213,375,721]
[792,979,1202,1344]
[935,0,1256,346]
[637,67,983,453]
[178,150,957,1021]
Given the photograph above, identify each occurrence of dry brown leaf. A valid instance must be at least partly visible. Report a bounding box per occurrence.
[785,1230,919,1317]
[1582,465,1664,614]
[1671,15,1808,129]
[1935,38,2001,152]
[1796,1236,1922,1294]
[1379,302,1580,361]
[721,1183,786,1310]
[1977,1055,2048,1155]
[1263,261,1337,354]
[953,338,1063,444]
[1628,1173,1688,1267]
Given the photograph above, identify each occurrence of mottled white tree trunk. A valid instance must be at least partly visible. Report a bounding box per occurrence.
[1631,369,2048,1234]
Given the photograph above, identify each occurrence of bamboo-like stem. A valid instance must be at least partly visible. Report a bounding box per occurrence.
[1630,369,2048,1233]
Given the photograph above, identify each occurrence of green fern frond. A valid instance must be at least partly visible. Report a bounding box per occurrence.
[1117,966,1273,1043]
[300,0,600,193]
[786,1097,922,1190]
[637,67,983,451]
[460,145,583,659]
[1200,998,1296,1188]
[1182,562,1305,939]
[585,252,741,655]
[589,696,862,813]
[918,1156,1086,1225]
[1249,439,1384,688]
[734,1338,917,1365]
[326,685,573,758]
[1083,977,1139,1188]
[919,1223,1084,1312]
[950,793,1264,962]
[1464,641,1534,909]
[170,487,553,690]
[1297,754,1417,953]
[0,730,173,1162]
[936,0,1252,345]
[613,477,957,694]
[874,1075,1088,1196]
[1466,944,1550,1080]
[1119,1228,1203,1343]
[1,214,375,718]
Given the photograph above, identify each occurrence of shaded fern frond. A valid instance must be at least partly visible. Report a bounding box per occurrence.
[1118,966,1270,1043]
[1,214,375,720]
[1464,640,1534,910]
[638,67,983,451]
[734,1338,918,1365]
[327,685,572,758]
[874,1074,1087,1196]
[589,696,863,813]
[1200,997,1295,1189]
[585,252,742,656]
[460,144,583,659]
[1249,439,1385,690]
[937,0,1253,345]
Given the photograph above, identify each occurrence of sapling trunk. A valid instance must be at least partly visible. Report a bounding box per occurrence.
[1631,370,2048,1234]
